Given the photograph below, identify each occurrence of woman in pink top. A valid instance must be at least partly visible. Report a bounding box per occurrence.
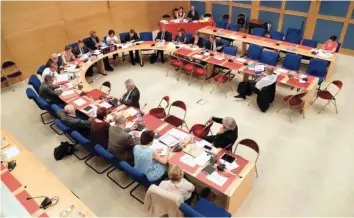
[323,35,338,53]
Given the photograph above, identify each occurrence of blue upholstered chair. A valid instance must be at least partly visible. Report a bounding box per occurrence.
[223,47,237,56]
[70,130,92,160]
[37,65,46,76]
[247,44,264,61]
[253,27,266,37]
[200,37,208,47]
[336,42,341,53]
[28,74,41,94]
[283,53,302,71]
[302,39,318,48]
[139,32,153,41]
[215,20,228,29]
[260,50,279,66]
[70,42,78,49]
[51,119,72,136]
[306,59,328,86]
[221,39,231,47]
[119,32,129,43]
[26,88,52,125]
[185,33,192,42]
[284,28,302,44]
[270,31,284,41]
[179,198,231,217]
[227,24,239,32]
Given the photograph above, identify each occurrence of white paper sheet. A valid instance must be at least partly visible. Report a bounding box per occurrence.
[193,151,211,166]
[73,98,86,106]
[124,108,138,117]
[4,146,20,159]
[195,140,218,154]
[63,82,73,89]
[213,55,224,61]
[151,139,168,156]
[159,134,179,147]
[235,58,246,63]
[56,74,69,83]
[99,101,112,109]
[275,68,288,74]
[193,54,203,59]
[180,154,197,167]
[166,128,189,141]
[220,160,239,171]
[299,79,306,83]
[207,171,228,186]
[79,54,89,61]
[61,90,75,97]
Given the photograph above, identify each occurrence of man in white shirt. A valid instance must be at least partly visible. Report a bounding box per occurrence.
[42,62,60,80]
[234,66,277,99]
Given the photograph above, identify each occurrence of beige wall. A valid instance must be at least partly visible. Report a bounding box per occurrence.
[1,1,189,80]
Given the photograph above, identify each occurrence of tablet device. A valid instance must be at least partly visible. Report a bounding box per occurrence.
[221,153,236,163]
[83,105,93,112]
[203,165,216,175]
[204,145,212,150]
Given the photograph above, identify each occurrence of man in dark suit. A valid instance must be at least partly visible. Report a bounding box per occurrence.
[120,79,140,109]
[84,30,113,73]
[187,6,200,21]
[124,29,140,66]
[45,53,62,70]
[152,26,172,63]
[205,35,224,52]
[203,116,238,149]
[73,40,91,57]
[39,74,63,105]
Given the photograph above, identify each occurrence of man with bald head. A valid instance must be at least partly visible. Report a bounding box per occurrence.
[46,53,62,69]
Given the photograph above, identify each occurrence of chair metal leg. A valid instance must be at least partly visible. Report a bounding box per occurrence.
[40,112,54,125]
[333,100,338,114]
[255,165,258,178]
[210,82,220,94]
[85,156,113,174]
[311,96,319,105]
[50,122,64,135]
[72,147,92,160]
[318,101,331,114]
[130,183,144,204]
[107,168,135,189]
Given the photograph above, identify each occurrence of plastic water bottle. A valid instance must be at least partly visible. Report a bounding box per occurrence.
[136,113,143,125]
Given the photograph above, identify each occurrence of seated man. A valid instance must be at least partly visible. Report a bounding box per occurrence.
[73,40,91,58]
[234,66,277,99]
[57,104,91,137]
[152,26,172,63]
[124,29,140,66]
[120,79,140,109]
[39,74,63,105]
[203,116,238,149]
[205,35,223,52]
[46,53,62,69]
[42,62,60,79]
[187,5,200,21]
[108,114,138,165]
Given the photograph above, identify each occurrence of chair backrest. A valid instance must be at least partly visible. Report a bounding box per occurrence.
[26,87,38,100]
[200,37,208,47]
[94,144,121,167]
[158,96,170,109]
[335,42,341,53]
[284,28,302,44]
[70,42,78,49]
[50,104,62,116]
[223,47,237,56]
[162,14,171,19]
[100,81,111,94]
[71,131,93,153]
[306,59,328,78]
[203,13,212,18]
[331,80,343,89]
[282,53,302,71]
[252,27,266,37]
[270,31,284,41]
[302,39,318,48]
[119,161,151,188]
[236,13,247,27]
[235,138,259,154]
[260,50,279,66]
[119,32,129,43]
[83,37,91,47]
[227,24,239,32]
[2,61,16,69]
[168,100,187,120]
[221,13,230,22]
[37,65,47,76]
[247,44,264,60]
[139,32,153,41]
[28,75,41,93]
[221,39,231,47]
[179,203,204,217]
[54,119,72,133]
[215,20,228,29]
[185,33,192,42]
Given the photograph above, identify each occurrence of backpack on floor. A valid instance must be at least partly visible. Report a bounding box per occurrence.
[54,142,76,160]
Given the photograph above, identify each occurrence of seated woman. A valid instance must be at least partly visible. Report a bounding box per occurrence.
[323,35,338,53]
[106,29,119,61]
[189,32,203,48]
[174,28,187,43]
[133,130,169,182]
[159,165,195,204]
[90,107,110,149]
[175,7,186,19]
[61,45,76,66]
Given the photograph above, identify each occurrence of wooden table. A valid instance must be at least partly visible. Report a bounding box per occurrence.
[197,26,337,81]
[1,128,96,217]
[159,19,215,37]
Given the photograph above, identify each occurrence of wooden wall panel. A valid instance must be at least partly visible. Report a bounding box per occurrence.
[1,34,13,64]
[58,1,109,21]
[65,11,114,42]
[4,22,69,78]
[1,1,62,35]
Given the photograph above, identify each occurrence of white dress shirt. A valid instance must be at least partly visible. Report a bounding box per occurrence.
[255,74,277,90]
[42,67,58,80]
[106,35,118,45]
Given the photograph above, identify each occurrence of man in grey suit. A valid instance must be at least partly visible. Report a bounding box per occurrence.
[73,40,91,58]
[57,105,92,137]
[108,114,138,165]
[120,79,140,109]
[39,74,63,104]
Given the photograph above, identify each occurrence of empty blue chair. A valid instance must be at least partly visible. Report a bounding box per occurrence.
[119,32,129,43]
[119,161,159,203]
[51,119,72,137]
[200,37,208,47]
[253,27,266,37]
[79,144,112,174]
[260,50,279,66]
[28,74,41,93]
[247,44,264,60]
[227,24,239,32]
[26,88,51,124]
[49,104,61,118]
[139,32,153,41]
[283,53,302,71]
[37,65,46,76]
[180,198,231,217]
[221,39,231,47]
[102,36,107,45]
[185,33,192,42]
[70,42,78,49]
[302,39,318,48]
[336,42,341,53]
[70,130,92,160]
[215,20,228,29]
[223,47,237,56]
[270,31,284,41]
[284,28,302,44]
[306,59,328,85]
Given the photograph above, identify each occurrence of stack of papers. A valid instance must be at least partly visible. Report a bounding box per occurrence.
[180,154,197,167]
[4,146,20,159]
[213,55,224,61]
[56,74,69,83]
[221,160,239,171]
[193,151,211,166]
[124,108,138,117]
[160,20,169,24]
[166,128,189,141]
[207,172,228,186]
[99,101,112,109]
[159,134,179,147]
[79,54,89,61]
[235,58,247,63]
[193,54,203,59]
[73,98,86,106]
[151,139,168,156]
[61,90,75,97]
[195,140,218,155]
[275,68,288,74]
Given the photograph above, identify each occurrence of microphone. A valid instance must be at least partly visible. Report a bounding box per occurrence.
[26,196,47,200]
[1,160,16,171]
[141,103,147,111]
[27,196,59,209]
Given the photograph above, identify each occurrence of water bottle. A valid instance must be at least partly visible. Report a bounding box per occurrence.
[136,112,143,125]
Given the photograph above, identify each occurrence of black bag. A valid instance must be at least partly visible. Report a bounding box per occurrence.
[54,142,76,160]
[237,82,252,96]
[150,54,158,64]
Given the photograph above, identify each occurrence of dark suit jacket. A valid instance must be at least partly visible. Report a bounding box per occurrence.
[39,83,60,104]
[122,87,140,109]
[108,126,138,165]
[189,36,204,48]
[174,35,187,43]
[45,59,62,69]
[56,110,91,129]
[124,33,140,43]
[155,31,172,42]
[187,10,199,20]
[73,45,91,57]
[205,40,224,51]
[204,117,238,149]
[85,37,100,50]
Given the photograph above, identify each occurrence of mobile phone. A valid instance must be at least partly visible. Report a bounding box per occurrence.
[204,145,212,150]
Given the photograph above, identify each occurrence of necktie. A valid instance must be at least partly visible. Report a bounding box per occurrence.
[161,32,165,40]
[92,37,97,44]
[80,47,83,55]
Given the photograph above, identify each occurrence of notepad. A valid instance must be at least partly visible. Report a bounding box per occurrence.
[166,128,189,141]
[56,74,69,83]
[61,90,75,97]
[73,98,86,106]
[193,54,203,59]
[180,154,197,167]
[275,68,288,74]
[235,58,246,63]
[159,134,179,147]
[207,172,228,186]
[213,55,224,61]
[4,146,20,159]
[194,151,211,166]
[124,108,138,117]
[99,101,112,109]
[151,140,168,156]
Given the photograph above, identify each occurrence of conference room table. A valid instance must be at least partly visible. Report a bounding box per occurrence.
[197,26,337,81]
[1,128,96,217]
[159,19,215,37]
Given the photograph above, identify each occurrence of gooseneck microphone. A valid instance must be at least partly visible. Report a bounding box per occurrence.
[26,195,59,209]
